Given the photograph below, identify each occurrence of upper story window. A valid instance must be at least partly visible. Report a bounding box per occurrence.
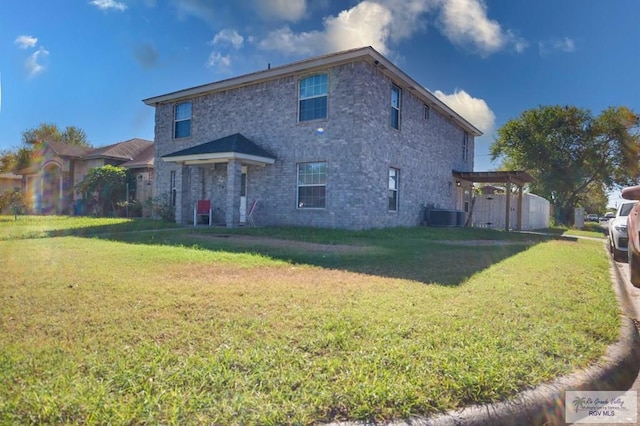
[462,131,469,161]
[391,85,401,129]
[388,168,399,211]
[424,104,430,120]
[174,102,192,139]
[299,74,327,122]
[297,162,326,208]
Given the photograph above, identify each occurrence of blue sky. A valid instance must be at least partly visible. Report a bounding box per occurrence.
[1,0,639,199]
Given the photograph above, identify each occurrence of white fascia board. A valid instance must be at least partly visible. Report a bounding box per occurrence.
[162,152,275,166]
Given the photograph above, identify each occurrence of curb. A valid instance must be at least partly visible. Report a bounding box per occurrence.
[416,316,639,425]
[399,252,640,426]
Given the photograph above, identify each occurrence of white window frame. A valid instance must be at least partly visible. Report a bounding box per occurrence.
[462,131,469,161]
[391,85,401,129]
[298,74,328,122]
[174,102,192,139]
[297,162,327,209]
[388,168,399,211]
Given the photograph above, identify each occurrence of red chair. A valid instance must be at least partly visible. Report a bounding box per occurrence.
[194,200,212,226]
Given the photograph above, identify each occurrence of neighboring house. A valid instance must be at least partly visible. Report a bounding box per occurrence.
[120,143,155,215]
[17,138,153,215]
[143,46,484,229]
[0,172,22,194]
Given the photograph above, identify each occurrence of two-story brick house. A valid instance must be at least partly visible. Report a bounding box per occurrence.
[143,46,482,229]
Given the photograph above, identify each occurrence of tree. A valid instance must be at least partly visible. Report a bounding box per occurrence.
[579,181,609,216]
[491,105,640,224]
[0,150,18,172]
[22,123,90,147]
[0,123,92,172]
[75,165,126,216]
[60,126,90,147]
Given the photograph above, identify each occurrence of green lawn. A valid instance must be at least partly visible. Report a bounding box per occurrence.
[0,216,620,424]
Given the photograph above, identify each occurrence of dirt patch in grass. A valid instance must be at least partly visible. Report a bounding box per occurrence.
[438,239,537,246]
[190,233,384,255]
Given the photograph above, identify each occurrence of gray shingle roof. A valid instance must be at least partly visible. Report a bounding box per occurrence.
[120,144,154,169]
[163,133,275,160]
[84,138,153,161]
[46,140,93,158]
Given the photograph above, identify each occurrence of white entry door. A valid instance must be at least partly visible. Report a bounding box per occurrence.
[239,166,247,223]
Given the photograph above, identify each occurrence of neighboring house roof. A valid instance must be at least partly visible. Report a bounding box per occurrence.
[143,46,482,137]
[83,138,153,161]
[120,144,155,169]
[46,140,93,158]
[0,172,22,180]
[162,133,276,165]
[15,138,154,175]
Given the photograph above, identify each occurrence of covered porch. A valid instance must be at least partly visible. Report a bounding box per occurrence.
[453,170,534,231]
[162,133,276,227]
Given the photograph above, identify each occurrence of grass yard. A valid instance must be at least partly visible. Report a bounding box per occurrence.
[0,216,620,424]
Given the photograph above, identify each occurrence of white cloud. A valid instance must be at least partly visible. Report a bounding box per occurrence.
[373,0,434,42]
[211,29,244,50]
[206,51,232,69]
[324,1,393,54]
[14,35,38,49]
[90,0,128,11]
[254,0,307,22]
[257,0,525,58]
[207,29,244,70]
[433,89,495,134]
[437,0,525,56]
[258,1,393,56]
[171,0,216,25]
[25,47,49,78]
[258,26,324,56]
[539,37,576,55]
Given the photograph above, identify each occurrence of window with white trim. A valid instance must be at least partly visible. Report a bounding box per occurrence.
[462,131,469,161]
[391,85,401,129]
[388,168,399,211]
[299,74,327,121]
[174,102,192,138]
[297,162,326,208]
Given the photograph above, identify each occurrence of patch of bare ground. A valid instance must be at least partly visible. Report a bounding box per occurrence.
[438,240,536,246]
[190,233,384,255]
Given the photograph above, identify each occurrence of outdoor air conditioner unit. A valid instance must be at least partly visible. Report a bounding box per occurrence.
[428,209,463,227]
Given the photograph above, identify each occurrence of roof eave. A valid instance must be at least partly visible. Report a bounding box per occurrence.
[162,152,276,166]
[142,45,482,137]
[143,46,378,106]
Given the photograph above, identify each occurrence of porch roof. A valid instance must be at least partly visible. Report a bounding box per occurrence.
[452,170,534,187]
[162,133,276,166]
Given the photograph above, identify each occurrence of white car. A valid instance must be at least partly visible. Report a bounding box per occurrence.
[609,201,636,261]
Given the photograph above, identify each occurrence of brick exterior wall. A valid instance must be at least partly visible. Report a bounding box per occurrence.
[153,59,475,229]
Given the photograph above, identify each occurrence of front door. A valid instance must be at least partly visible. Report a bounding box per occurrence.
[239,166,247,224]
